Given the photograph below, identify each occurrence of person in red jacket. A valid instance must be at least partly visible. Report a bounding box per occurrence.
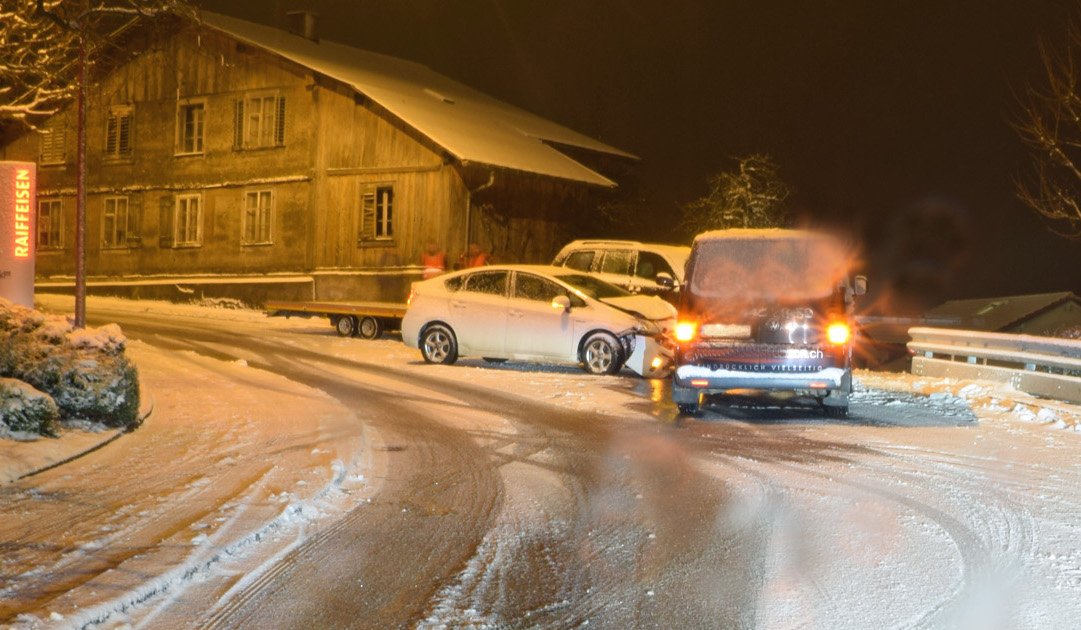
[421,241,446,279]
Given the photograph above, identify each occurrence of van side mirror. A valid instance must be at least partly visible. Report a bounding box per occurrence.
[551,295,572,311]
[655,272,675,289]
[853,275,867,296]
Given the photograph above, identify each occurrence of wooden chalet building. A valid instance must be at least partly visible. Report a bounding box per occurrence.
[1,11,636,304]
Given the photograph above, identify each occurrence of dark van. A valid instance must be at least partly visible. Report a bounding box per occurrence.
[672,229,866,417]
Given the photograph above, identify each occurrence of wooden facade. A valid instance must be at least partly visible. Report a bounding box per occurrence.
[1,15,621,304]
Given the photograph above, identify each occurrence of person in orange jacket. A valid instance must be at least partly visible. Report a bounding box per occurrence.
[421,241,446,279]
[459,242,491,268]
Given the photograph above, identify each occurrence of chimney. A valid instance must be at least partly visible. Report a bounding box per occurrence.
[286,10,319,42]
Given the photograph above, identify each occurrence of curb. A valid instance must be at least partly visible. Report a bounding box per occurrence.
[12,389,155,482]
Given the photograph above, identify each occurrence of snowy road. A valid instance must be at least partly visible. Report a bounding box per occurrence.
[4,296,1081,629]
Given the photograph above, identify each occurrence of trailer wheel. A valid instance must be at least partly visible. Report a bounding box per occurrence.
[333,315,357,337]
[357,316,383,339]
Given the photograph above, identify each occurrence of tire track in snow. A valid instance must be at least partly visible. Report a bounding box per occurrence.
[682,417,1045,630]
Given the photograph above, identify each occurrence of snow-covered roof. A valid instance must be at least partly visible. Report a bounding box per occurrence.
[923,292,1081,332]
[198,12,636,187]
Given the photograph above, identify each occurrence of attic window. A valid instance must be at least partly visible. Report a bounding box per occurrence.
[423,88,455,104]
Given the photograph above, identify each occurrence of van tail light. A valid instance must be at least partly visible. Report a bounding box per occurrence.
[675,321,698,342]
[827,321,850,345]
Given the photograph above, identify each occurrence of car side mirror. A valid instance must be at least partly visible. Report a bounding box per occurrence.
[655,272,675,289]
[551,295,572,311]
[853,275,867,296]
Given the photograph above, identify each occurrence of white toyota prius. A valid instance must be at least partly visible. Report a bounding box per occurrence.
[402,265,676,377]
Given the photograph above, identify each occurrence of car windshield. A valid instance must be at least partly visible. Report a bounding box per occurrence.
[688,235,850,301]
[554,273,631,300]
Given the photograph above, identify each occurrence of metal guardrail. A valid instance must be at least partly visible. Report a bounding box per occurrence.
[908,327,1081,404]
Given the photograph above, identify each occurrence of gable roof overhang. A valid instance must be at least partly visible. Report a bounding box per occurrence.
[198,12,636,188]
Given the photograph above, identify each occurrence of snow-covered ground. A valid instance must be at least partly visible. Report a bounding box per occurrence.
[7,294,1074,486]
[3,294,1081,629]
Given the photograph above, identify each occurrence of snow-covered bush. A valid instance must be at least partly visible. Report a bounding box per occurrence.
[0,377,60,436]
[193,296,246,310]
[0,298,139,429]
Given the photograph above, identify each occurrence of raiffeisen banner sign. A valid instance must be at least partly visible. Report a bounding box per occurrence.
[0,161,36,307]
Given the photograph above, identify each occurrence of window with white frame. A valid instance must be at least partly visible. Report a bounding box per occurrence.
[40,119,66,164]
[105,106,133,158]
[243,190,273,244]
[359,185,393,242]
[233,93,285,149]
[176,100,205,155]
[102,196,132,248]
[174,194,202,246]
[38,198,63,249]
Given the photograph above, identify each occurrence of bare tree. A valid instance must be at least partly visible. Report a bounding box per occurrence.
[2,0,193,326]
[1,0,188,133]
[1013,13,1081,240]
[680,154,792,237]
[0,0,80,133]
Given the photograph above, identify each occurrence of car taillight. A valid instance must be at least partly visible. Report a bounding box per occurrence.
[827,321,850,345]
[675,321,697,342]
[407,289,416,307]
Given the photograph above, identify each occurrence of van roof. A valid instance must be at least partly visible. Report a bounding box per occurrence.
[692,228,833,243]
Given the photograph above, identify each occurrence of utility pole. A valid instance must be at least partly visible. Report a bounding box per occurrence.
[74,0,87,328]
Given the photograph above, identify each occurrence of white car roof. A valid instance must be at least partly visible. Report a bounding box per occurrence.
[555,240,690,274]
[442,264,594,277]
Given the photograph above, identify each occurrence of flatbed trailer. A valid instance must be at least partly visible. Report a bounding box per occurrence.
[265,300,407,339]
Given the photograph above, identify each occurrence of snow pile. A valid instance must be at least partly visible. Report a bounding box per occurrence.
[856,370,1081,431]
[0,298,140,434]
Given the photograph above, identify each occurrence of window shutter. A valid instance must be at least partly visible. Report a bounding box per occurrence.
[275,95,286,146]
[159,194,174,248]
[119,113,131,156]
[360,192,375,242]
[233,99,244,149]
[41,124,65,163]
[129,195,143,245]
[105,115,118,155]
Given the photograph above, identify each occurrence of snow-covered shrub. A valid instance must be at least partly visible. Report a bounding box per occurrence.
[0,299,139,428]
[193,296,246,310]
[0,377,60,436]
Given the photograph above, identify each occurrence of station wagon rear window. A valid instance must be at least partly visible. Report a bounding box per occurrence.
[562,250,595,271]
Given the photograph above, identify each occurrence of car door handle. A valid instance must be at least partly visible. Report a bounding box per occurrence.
[450,301,467,309]
[508,310,524,318]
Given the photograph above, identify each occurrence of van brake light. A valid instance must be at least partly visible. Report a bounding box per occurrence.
[827,321,850,345]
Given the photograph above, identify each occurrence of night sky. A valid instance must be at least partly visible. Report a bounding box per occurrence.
[217,0,1081,312]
